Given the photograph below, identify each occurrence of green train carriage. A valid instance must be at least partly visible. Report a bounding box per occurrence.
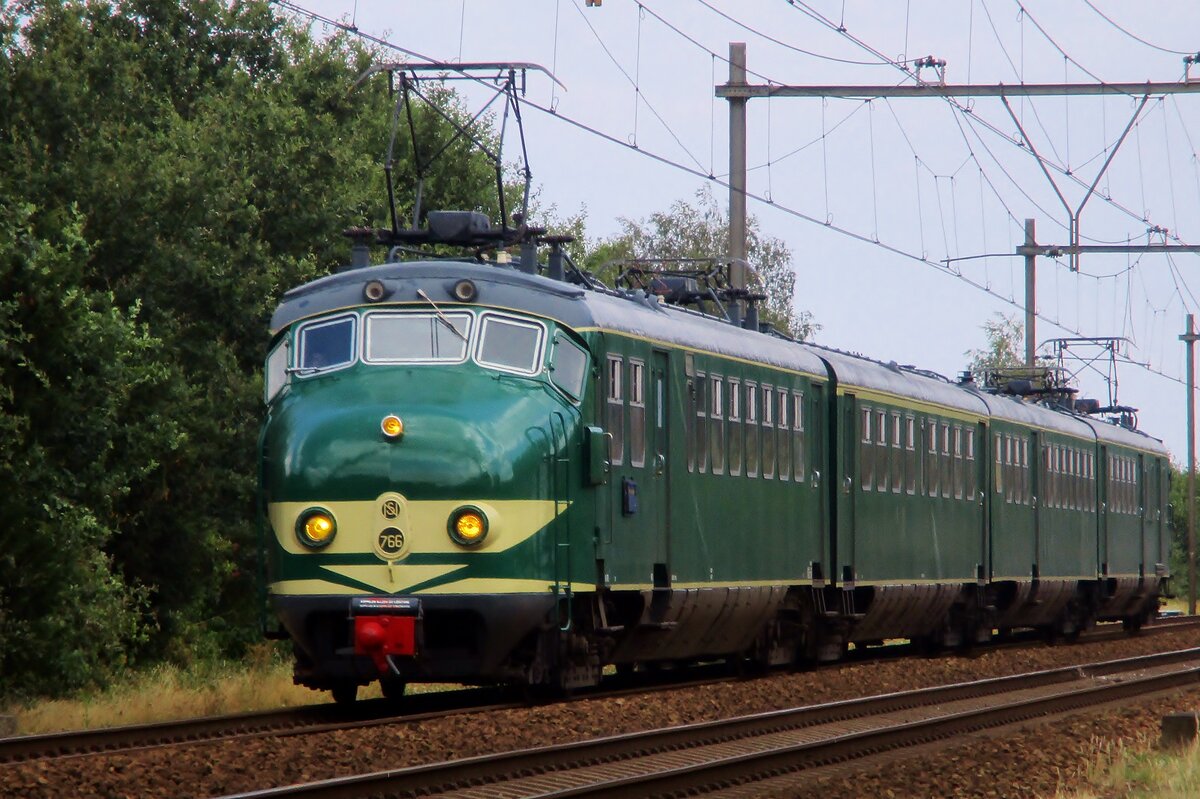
[260,250,1170,702]
[261,255,835,699]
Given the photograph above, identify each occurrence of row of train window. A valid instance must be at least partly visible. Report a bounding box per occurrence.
[684,369,809,480]
[1107,453,1141,516]
[601,355,810,480]
[603,354,1155,515]
[859,406,977,500]
[862,413,1152,517]
[1033,440,1095,512]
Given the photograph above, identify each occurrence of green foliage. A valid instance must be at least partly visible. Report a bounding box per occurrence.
[964,312,1026,382]
[1168,462,1193,600]
[549,187,818,340]
[0,203,158,695]
[0,0,499,697]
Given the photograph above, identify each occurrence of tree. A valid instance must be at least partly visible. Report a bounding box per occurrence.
[0,0,501,696]
[1169,461,1193,603]
[964,313,1025,382]
[566,186,818,341]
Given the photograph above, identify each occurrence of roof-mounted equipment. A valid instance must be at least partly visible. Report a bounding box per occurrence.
[348,61,563,253]
[610,257,773,332]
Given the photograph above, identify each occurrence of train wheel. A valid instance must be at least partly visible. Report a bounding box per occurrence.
[331,681,358,705]
[380,676,406,701]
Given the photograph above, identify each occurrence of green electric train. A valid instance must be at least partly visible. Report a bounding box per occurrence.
[260,225,1170,703]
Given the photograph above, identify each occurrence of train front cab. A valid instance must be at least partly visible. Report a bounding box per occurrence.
[261,292,598,699]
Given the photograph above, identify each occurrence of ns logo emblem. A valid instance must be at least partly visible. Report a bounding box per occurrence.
[381,499,401,519]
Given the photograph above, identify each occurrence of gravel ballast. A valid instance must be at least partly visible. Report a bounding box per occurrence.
[3,628,1197,798]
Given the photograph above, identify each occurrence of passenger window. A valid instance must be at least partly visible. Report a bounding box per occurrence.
[927,421,939,497]
[1054,446,1062,509]
[1072,449,1080,510]
[762,385,775,479]
[890,412,902,493]
[365,312,471,363]
[905,416,917,495]
[793,391,806,483]
[710,375,725,475]
[861,406,873,491]
[964,427,976,500]
[477,315,545,374]
[994,434,1003,496]
[940,422,951,498]
[1020,439,1029,505]
[298,315,356,372]
[606,356,624,465]
[953,426,963,499]
[746,383,759,477]
[549,334,589,400]
[629,360,646,467]
[877,410,890,493]
[778,388,791,480]
[729,380,743,477]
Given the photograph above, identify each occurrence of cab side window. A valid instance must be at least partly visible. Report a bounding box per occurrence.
[629,359,646,467]
[606,355,624,465]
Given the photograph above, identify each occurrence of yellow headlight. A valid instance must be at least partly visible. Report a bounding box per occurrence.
[381,414,404,439]
[297,508,337,548]
[449,507,488,546]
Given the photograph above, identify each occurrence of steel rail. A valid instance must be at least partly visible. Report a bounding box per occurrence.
[0,668,734,764]
[215,646,1200,799]
[5,616,1195,765]
[558,662,1200,799]
[0,688,508,765]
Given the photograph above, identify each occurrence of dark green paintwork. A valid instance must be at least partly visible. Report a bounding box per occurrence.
[263,303,1170,604]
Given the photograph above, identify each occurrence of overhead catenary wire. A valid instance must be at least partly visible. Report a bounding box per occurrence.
[778,0,1200,376]
[690,0,888,67]
[272,0,1192,387]
[570,0,706,171]
[1079,0,1196,56]
[780,0,1197,251]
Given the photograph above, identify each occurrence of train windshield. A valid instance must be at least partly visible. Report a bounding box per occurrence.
[365,312,472,363]
[297,315,356,372]
[476,314,545,375]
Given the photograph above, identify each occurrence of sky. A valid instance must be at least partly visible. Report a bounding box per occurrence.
[285,0,1200,462]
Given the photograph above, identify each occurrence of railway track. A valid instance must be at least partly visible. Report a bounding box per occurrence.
[217,645,1200,799]
[3,615,1196,766]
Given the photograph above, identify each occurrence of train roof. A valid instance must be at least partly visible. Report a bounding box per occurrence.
[271,258,1167,456]
[271,259,829,378]
[804,344,988,418]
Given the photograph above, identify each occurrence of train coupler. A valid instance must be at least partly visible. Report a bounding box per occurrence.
[350,596,421,673]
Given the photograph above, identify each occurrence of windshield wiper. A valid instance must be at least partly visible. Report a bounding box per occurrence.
[416,289,469,342]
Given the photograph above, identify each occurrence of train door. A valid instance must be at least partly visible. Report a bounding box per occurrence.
[837,392,858,582]
[1031,431,1042,578]
[1137,453,1146,576]
[810,383,828,576]
[649,350,671,569]
[977,422,989,578]
[1141,455,1160,575]
[1098,445,1110,574]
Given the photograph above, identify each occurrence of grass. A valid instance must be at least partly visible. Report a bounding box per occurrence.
[1059,737,1200,799]
[2,644,328,736]
[1160,595,1193,615]
[0,643,463,735]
